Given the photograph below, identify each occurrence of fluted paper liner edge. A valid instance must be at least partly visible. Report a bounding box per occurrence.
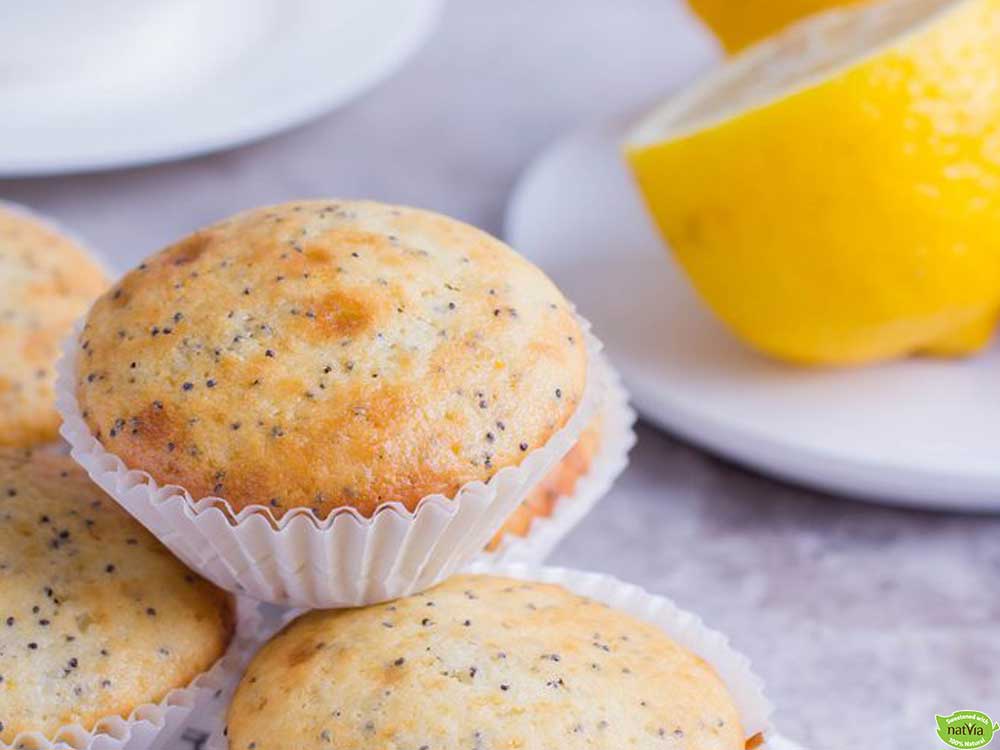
[56,315,604,607]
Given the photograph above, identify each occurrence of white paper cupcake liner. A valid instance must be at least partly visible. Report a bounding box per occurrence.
[479,350,635,564]
[198,564,773,750]
[156,602,300,750]
[56,316,605,609]
[0,597,261,750]
[176,604,300,750]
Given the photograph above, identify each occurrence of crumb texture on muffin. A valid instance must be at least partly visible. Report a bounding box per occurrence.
[487,415,603,550]
[0,449,233,743]
[227,574,745,750]
[0,206,107,447]
[75,201,587,517]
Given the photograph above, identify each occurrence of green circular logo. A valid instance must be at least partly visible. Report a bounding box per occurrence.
[937,711,999,749]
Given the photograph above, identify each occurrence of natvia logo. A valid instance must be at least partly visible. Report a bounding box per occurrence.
[937,710,999,749]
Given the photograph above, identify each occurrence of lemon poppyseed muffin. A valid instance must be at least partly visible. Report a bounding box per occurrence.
[0,205,107,447]
[74,201,587,518]
[0,449,234,742]
[487,416,602,550]
[228,574,748,750]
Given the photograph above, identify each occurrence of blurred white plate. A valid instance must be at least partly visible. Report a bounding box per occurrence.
[506,119,1000,512]
[0,0,441,176]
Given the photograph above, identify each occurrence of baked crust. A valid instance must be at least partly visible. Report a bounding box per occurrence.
[75,201,586,517]
[487,415,603,550]
[0,449,234,742]
[228,574,746,750]
[0,206,108,447]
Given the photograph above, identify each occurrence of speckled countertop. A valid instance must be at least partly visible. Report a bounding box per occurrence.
[1,2,996,748]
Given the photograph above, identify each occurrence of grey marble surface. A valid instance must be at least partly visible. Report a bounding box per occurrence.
[1,2,997,748]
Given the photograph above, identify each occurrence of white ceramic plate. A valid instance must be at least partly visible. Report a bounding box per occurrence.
[506,119,1000,512]
[0,0,441,176]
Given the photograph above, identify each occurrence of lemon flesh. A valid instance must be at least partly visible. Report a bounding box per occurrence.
[627,0,1000,366]
[688,0,865,52]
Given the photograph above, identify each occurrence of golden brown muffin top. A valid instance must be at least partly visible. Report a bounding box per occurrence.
[75,201,586,517]
[0,205,108,447]
[0,449,234,743]
[228,574,745,750]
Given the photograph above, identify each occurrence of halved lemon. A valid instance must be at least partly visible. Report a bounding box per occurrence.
[627,0,1000,366]
[687,0,865,52]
